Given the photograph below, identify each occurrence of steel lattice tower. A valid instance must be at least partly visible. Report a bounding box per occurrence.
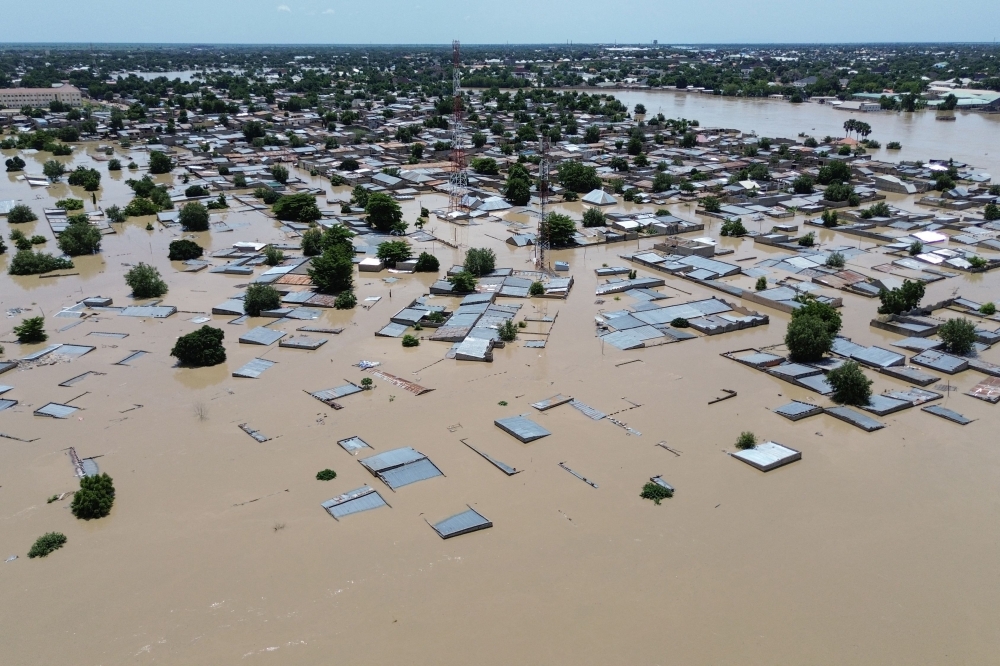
[447,40,468,214]
[535,135,550,271]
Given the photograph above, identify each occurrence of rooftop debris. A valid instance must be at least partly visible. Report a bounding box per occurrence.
[461,439,520,475]
[558,462,599,488]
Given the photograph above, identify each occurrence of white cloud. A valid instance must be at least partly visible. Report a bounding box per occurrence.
[276,4,291,11]
[322,8,335,14]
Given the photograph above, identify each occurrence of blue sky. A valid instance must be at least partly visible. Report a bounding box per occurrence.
[4,0,999,44]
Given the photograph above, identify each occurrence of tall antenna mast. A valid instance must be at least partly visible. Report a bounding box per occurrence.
[535,134,549,272]
[447,40,468,216]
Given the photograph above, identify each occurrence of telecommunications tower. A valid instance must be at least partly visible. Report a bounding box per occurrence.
[535,135,550,272]
[447,40,468,214]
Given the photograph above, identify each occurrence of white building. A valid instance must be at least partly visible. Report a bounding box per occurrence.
[0,84,82,109]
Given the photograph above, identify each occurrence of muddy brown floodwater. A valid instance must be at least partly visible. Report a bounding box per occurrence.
[2,129,1000,665]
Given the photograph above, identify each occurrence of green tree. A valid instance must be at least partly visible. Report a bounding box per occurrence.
[448,271,477,292]
[335,291,357,309]
[178,202,210,231]
[301,228,322,256]
[877,279,925,315]
[529,281,545,296]
[67,166,101,191]
[792,175,814,194]
[8,250,73,275]
[652,171,673,192]
[582,207,606,228]
[57,214,102,256]
[938,318,977,355]
[243,284,281,316]
[352,185,370,208]
[7,204,37,224]
[792,297,842,337]
[273,193,321,222]
[309,244,354,294]
[148,150,174,174]
[702,196,721,213]
[557,161,601,192]
[785,313,833,362]
[270,164,289,184]
[377,240,413,266]
[984,203,1000,221]
[170,326,226,367]
[5,155,25,172]
[735,431,757,450]
[365,192,405,233]
[402,334,420,347]
[828,361,873,406]
[822,210,839,227]
[584,125,601,143]
[316,469,337,481]
[71,473,116,520]
[125,262,168,298]
[414,252,440,272]
[545,212,576,246]
[14,316,47,343]
[168,239,203,261]
[320,224,355,252]
[28,532,67,558]
[42,159,66,182]
[471,157,499,175]
[463,247,496,276]
[755,276,768,291]
[503,163,532,205]
[264,246,284,266]
[640,482,672,505]
[817,161,851,185]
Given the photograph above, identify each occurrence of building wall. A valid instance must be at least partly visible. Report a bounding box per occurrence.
[0,86,82,109]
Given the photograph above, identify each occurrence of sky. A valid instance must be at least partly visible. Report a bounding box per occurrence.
[4,0,1000,45]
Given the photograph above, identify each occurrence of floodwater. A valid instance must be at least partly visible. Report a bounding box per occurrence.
[2,130,1000,665]
[604,88,1000,175]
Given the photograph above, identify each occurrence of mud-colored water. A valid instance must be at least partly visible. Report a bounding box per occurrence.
[1,135,1000,665]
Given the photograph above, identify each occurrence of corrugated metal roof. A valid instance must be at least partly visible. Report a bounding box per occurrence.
[495,416,551,442]
[55,344,95,358]
[20,344,63,361]
[731,441,802,472]
[311,383,362,402]
[34,402,79,419]
[322,486,388,519]
[119,306,177,318]
[531,394,573,411]
[431,508,492,539]
[278,335,327,349]
[376,322,409,338]
[360,447,426,473]
[232,358,276,378]
[380,458,443,489]
[338,436,371,454]
[0,398,17,412]
[239,327,286,345]
[114,350,148,366]
[922,404,973,424]
[81,459,99,477]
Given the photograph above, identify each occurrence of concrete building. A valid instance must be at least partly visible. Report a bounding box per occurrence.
[0,84,82,109]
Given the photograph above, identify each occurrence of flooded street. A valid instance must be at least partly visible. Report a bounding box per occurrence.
[2,103,1000,665]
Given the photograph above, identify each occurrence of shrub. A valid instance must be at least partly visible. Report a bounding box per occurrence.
[106,205,127,223]
[178,202,210,231]
[984,203,1000,221]
[377,240,412,266]
[125,262,168,298]
[498,320,517,342]
[171,325,226,367]
[71,473,115,520]
[168,239,203,261]
[702,196,721,213]
[185,184,208,197]
[968,255,988,269]
[887,141,902,150]
[670,317,689,328]
[414,252,439,272]
[938,318,977,355]
[9,250,73,275]
[264,246,284,266]
[798,231,815,247]
[55,197,84,211]
[828,361,873,406]
[5,155,25,172]
[123,196,160,217]
[14,316,47,343]
[785,313,833,362]
[735,431,757,450]
[825,251,845,268]
[316,469,337,481]
[878,279,925,315]
[58,214,102,256]
[909,240,924,256]
[821,210,838,227]
[301,228,323,256]
[27,532,67,558]
[108,158,122,171]
[640,482,673,505]
[243,284,281,316]
[755,276,767,291]
[448,271,477,292]
[980,302,996,316]
[582,207,606,227]
[30,235,46,245]
[402,334,420,347]
[529,281,545,296]
[309,245,354,294]
[720,218,747,237]
[360,377,374,390]
[254,187,280,204]
[270,164,289,183]
[464,248,496,276]
[234,173,248,188]
[334,291,357,309]
[7,204,37,223]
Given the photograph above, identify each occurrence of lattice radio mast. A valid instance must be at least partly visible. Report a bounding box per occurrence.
[535,134,550,271]
[447,40,468,214]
